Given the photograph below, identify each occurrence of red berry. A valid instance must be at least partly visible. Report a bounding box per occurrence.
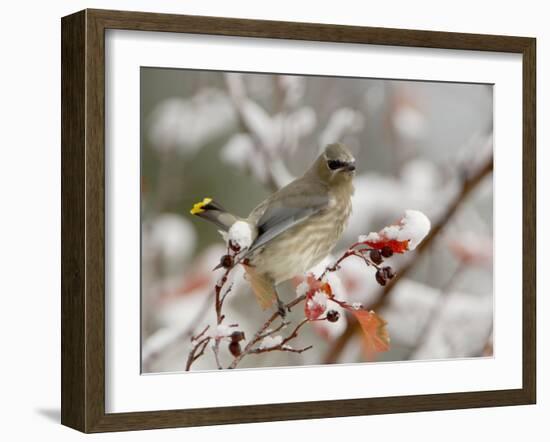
[369,249,383,264]
[230,330,245,343]
[229,341,241,357]
[220,254,233,268]
[326,310,340,322]
[381,246,394,258]
[383,266,395,279]
[228,240,241,252]
[375,269,387,286]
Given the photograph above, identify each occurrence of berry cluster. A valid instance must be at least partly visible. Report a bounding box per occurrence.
[369,245,393,264]
[369,247,395,286]
[375,266,395,286]
[228,240,241,253]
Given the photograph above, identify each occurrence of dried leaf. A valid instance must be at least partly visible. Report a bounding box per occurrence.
[243,266,277,309]
[350,309,390,360]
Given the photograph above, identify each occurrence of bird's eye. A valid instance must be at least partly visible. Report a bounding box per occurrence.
[327,160,344,170]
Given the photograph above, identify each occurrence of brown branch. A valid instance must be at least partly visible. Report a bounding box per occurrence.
[142,291,214,370]
[258,320,290,339]
[185,336,211,371]
[210,254,236,368]
[214,267,231,323]
[319,248,380,280]
[323,154,494,364]
[185,255,236,370]
[228,294,308,369]
[281,318,313,346]
[238,317,319,358]
[192,324,210,341]
[250,344,314,355]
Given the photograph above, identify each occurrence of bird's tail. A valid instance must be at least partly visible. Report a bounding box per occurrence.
[243,266,277,310]
[191,197,278,311]
[189,197,238,231]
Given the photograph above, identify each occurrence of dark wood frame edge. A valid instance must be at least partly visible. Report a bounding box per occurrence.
[61,8,536,433]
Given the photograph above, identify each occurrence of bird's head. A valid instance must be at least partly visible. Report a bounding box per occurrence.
[312,143,356,185]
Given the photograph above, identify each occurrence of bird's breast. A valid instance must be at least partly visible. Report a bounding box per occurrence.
[249,194,352,284]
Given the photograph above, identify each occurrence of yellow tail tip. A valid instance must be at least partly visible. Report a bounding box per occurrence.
[190,197,213,215]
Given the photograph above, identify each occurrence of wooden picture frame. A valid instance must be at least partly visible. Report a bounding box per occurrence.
[61,8,536,433]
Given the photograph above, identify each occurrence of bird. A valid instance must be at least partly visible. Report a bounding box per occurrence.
[190,142,356,316]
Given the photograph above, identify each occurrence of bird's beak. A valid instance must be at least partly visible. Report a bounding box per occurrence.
[345,163,356,172]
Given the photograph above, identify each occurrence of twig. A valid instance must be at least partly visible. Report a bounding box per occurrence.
[192,324,210,341]
[228,294,308,369]
[211,263,233,368]
[185,336,211,371]
[258,321,290,339]
[238,318,319,358]
[319,248,379,280]
[142,292,214,370]
[323,154,494,364]
[250,344,314,355]
[250,318,313,354]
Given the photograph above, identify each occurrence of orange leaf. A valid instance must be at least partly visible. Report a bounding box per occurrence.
[365,239,410,254]
[350,309,390,360]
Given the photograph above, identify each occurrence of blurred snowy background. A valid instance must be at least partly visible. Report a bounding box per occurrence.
[140,68,494,373]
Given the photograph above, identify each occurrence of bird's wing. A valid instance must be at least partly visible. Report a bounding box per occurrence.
[243,193,329,257]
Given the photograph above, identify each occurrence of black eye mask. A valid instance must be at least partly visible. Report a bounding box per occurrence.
[328,159,357,171]
[327,159,345,170]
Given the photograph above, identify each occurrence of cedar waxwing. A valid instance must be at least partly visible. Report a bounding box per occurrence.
[190,143,356,315]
